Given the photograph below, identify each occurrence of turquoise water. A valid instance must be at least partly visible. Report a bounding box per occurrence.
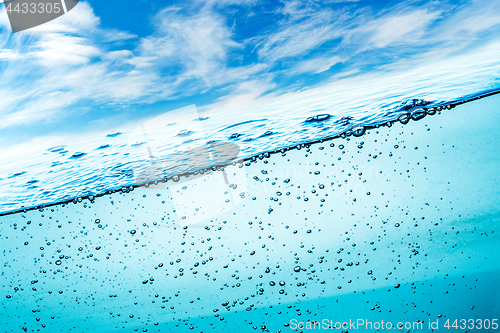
[1,93,499,332]
[1,0,500,331]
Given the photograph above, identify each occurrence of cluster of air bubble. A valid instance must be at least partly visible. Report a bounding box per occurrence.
[2,96,498,333]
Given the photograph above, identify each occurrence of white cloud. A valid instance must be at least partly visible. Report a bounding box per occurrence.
[0,0,499,133]
[431,0,500,41]
[102,29,137,42]
[252,1,445,67]
[291,55,342,74]
[369,9,441,48]
[0,48,21,60]
[322,0,360,3]
[33,33,101,65]
[255,3,351,62]
[0,1,273,130]
[104,49,133,60]
[0,2,172,126]
[199,0,257,7]
[140,7,241,82]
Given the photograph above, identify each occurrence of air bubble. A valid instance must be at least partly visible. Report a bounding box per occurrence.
[352,126,365,137]
[398,114,410,124]
[426,107,436,115]
[410,108,426,121]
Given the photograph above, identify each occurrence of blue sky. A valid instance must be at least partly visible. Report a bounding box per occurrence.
[0,0,499,148]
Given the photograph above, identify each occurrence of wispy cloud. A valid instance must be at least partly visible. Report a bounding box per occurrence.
[255,2,352,62]
[290,55,343,74]
[0,1,271,129]
[0,2,164,128]
[368,9,442,48]
[139,6,263,90]
[0,0,499,134]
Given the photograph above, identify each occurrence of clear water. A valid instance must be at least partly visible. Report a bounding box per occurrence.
[1,95,499,332]
[1,0,500,332]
